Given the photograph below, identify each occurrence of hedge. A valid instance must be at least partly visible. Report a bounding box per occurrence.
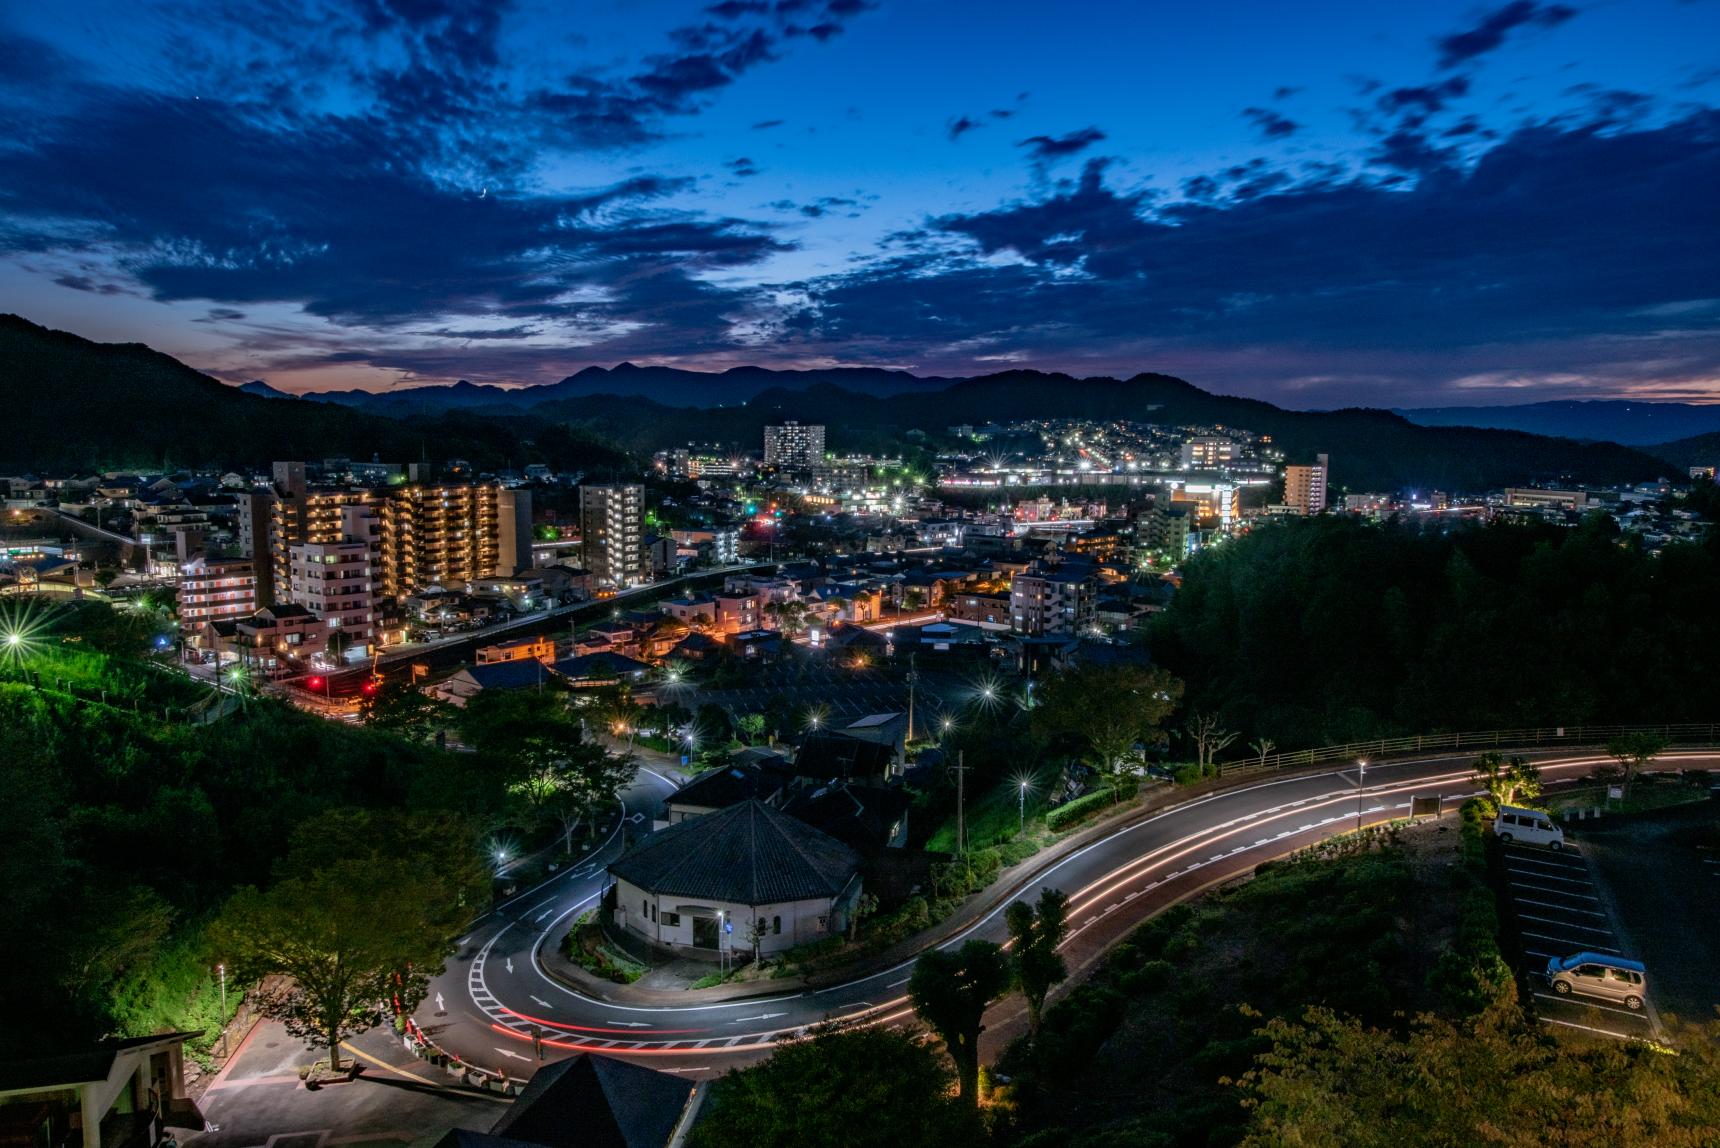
[1046,779,1139,831]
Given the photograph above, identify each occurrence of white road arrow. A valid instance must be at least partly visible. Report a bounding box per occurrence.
[435,991,445,1012]
[730,1012,787,1024]
[494,1047,532,1061]
[505,957,515,974]
[604,1019,653,1028]
[530,996,554,1010]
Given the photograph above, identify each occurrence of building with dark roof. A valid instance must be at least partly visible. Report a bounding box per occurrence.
[489,1054,696,1148]
[0,1032,203,1148]
[664,760,793,823]
[609,800,862,959]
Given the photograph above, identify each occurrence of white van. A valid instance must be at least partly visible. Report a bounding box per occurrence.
[1493,805,1564,850]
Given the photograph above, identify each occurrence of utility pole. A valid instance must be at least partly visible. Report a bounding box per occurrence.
[906,652,917,743]
[217,963,229,1057]
[953,750,968,858]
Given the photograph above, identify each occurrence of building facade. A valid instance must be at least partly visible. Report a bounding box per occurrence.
[1283,453,1330,516]
[763,421,826,468]
[579,483,647,589]
[1010,564,1098,636]
[286,538,377,657]
[177,556,257,623]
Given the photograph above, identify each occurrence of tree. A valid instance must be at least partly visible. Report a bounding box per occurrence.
[688,1026,985,1148]
[508,739,637,853]
[765,599,810,636]
[908,940,1013,1106]
[359,672,451,738]
[1186,711,1239,771]
[1251,737,1277,771]
[1473,751,1542,808]
[211,809,487,1070]
[1034,664,1184,797]
[1006,886,1069,1037]
[1606,731,1669,800]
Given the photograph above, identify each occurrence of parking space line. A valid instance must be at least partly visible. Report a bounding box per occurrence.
[1504,851,1587,868]
[1530,991,1648,1019]
[1522,931,1620,953]
[1538,1016,1633,1040]
[1508,882,1601,901]
[1517,913,1614,934]
[1506,867,1592,886]
[1512,897,1607,917]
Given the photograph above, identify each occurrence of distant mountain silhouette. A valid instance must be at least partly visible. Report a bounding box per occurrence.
[0,315,626,473]
[238,379,298,400]
[1653,431,1720,472]
[296,362,955,415]
[1397,400,1720,446]
[0,314,1674,490]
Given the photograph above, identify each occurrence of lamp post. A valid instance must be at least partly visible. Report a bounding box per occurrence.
[217,963,229,1057]
[1355,759,1368,834]
[1019,778,1030,834]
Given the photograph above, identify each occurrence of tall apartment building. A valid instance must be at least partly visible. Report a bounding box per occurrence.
[1010,564,1097,637]
[377,483,501,596]
[580,483,647,589]
[287,525,378,658]
[497,488,533,577]
[763,421,826,468]
[177,555,257,623]
[1139,504,1191,561]
[233,491,275,604]
[1179,436,1239,470]
[1283,453,1330,516]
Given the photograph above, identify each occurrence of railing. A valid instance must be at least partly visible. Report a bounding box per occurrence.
[1225,723,1720,779]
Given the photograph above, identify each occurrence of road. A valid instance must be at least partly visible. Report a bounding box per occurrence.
[416,749,1720,1080]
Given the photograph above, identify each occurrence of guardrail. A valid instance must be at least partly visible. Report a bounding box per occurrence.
[1226,723,1720,779]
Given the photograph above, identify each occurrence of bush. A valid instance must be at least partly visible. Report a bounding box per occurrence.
[1046,788,1122,831]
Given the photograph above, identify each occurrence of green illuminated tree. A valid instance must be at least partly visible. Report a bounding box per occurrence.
[908,939,1013,1106]
[1006,886,1070,1037]
[1605,731,1668,800]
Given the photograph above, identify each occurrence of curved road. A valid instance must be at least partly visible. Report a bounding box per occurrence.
[416,749,1718,1079]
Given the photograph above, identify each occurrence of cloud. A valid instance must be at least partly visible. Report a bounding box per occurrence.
[52,274,126,295]
[1273,86,1302,100]
[1435,1,1579,69]
[751,118,786,129]
[1242,106,1300,138]
[728,156,762,176]
[1377,75,1472,122]
[1016,126,1106,163]
[947,114,982,140]
[776,109,1720,404]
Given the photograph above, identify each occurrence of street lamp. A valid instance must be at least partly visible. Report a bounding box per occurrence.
[1355,759,1368,834]
[1018,777,1032,833]
[217,963,228,1057]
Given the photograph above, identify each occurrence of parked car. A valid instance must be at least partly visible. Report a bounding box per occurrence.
[1493,804,1564,850]
[1545,953,1648,1009]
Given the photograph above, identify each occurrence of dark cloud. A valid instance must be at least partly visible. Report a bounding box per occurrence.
[780,110,1720,404]
[1273,86,1302,100]
[1436,1,1579,69]
[203,307,247,321]
[728,156,761,175]
[707,0,769,16]
[1378,76,1471,119]
[1242,106,1300,138]
[52,275,126,295]
[1016,126,1106,162]
[751,118,786,129]
[988,108,1016,120]
[947,115,982,140]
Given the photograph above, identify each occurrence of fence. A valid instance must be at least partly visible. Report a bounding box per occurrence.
[1220,723,1720,780]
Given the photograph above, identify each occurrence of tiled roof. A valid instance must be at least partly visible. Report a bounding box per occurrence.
[609,799,859,904]
[489,1054,692,1148]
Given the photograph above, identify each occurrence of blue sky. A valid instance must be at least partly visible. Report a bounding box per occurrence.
[2,0,1718,407]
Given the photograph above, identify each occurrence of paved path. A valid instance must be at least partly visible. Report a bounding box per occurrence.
[418,748,1720,1080]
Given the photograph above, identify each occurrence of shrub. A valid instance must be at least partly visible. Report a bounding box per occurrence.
[1046,788,1117,831]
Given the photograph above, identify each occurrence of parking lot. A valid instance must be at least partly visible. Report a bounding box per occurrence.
[1495,839,1659,1041]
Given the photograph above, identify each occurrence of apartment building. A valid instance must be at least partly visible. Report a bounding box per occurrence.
[1179,436,1239,470]
[763,421,826,468]
[1283,453,1330,516]
[579,483,646,589]
[1010,564,1097,637]
[177,555,257,623]
[377,482,501,596]
[287,538,377,657]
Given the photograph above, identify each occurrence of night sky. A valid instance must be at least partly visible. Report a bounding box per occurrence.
[2,0,1718,408]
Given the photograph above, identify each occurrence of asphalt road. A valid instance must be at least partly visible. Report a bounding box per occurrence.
[415,749,1720,1080]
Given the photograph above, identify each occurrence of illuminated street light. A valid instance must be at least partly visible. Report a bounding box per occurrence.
[1355,759,1368,834]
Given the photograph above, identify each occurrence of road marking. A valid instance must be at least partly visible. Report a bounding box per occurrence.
[1508,882,1600,901]
[495,1047,532,1061]
[1506,867,1591,886]
[887,977,910,987]
[605,1019,653,1028]
[506,957,515,973]
[1522,932,1621,954]
[530,995,553,1009]
[1531,991,1648,1019]
[1512,897,1606,917]
[1517,913,1614,934]
[435,991,445,1012]
[730,1012,787,1023]
[1538,1016,1633,1040]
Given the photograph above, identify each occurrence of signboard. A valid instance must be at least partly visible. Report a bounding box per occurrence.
[1607,785,1624,800]
[1409,795,1441,818]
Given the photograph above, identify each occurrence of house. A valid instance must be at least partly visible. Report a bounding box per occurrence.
[232,604,330,674]
[665,630,723,663]
[609,800,863,959]
[0,1032,203,1148]
[781,781,911,850]
[793,731,900,784]
[475,636,554,665]
[432,1054,699,1148]
[430,658,557,704]
[663,759,794,823]
[548,652,653,689]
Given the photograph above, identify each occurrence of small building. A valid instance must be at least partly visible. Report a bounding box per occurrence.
[476,636,555,665]
[430,658,556,705]
[549,651,653,689]
[609,800,862,959]
[664,760,794,823]
[433,1054,698,1148]
[0,1032,203,1148]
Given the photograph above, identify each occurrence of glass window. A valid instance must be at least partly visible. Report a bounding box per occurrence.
[773,916,782,935]
[1577,965,1604,978]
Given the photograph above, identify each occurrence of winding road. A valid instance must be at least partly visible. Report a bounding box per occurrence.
[415,748,1719,1080]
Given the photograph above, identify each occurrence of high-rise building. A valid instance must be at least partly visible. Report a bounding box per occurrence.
[377,482,501,596]
[1284,453,1330,516]
[497,488,533,577]
[763,421,826,468]
[287,525,377,658]
[177,555,257,623]
[1179,436,1239,470]
[580,483,646,589]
